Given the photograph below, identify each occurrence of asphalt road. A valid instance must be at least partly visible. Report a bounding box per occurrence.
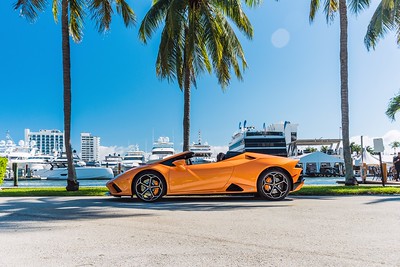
[0,195,399,267]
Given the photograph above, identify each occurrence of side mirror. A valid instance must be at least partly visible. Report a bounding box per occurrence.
[173,159,186,170]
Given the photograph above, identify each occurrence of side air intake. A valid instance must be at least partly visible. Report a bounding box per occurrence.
[226,183,244,192]
[112,183,122,193]
[245,155,256,160]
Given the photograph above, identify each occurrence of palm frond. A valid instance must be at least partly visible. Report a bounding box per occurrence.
[157,27,178,83]
[243,0,263,8]
[69,0,85,42]
[155,0,186,88]
[14,0,47,22]
[89,0,113,33]
[382,0,395,10]
[348,0,370,15]
[191,12,209,78]
[115,0,136,27]
[309,0,320,22]
[386,91,400,121]
[364,1,394,50]
[323,0,338,24]
[394,0,400,46]
[214,0,253,39]
[219,16,247,84]
[139,0,173,43]
[52,0,60,22]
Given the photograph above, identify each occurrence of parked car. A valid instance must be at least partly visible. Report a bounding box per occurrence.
[107,151,304,202]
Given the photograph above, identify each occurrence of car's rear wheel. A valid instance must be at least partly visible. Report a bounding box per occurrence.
[133,172,166,202]
[257,169,291,201]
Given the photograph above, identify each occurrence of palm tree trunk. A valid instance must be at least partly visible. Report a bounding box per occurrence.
[339,0,354,185]
[183,27,191,152]
[183,79,190,152]
[62,0,79,191]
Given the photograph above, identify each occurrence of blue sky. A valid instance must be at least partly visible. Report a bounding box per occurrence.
[1,0,400,152]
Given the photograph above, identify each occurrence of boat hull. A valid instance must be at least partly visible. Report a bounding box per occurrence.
[35,167,114,180]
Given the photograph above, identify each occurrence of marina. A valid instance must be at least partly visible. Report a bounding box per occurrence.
[1,124,400,187]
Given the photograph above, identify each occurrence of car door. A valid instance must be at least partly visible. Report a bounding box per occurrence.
[168,160,234,194]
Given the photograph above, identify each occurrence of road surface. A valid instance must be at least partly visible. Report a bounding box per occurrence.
[0,195,399,266]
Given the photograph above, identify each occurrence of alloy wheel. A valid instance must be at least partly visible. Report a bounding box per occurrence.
[135,173,164,202]
[259,170,290,200]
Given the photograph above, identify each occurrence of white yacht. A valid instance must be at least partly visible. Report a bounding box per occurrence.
[148,137,175,162]
[228,121,298,157]
[12,154,54,172]
[0,133,39,168]
[101,153,123,170]
[34,166,114,180]
[122,145,145,170]
[52,152,86,167]
[189,131,215,164]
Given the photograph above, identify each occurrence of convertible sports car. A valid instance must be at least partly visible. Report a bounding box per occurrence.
[106,151,304,202]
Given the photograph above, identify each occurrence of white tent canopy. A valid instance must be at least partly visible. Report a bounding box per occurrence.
[353,150,392,166]
[354,151,380,166]
[295,151,344,174]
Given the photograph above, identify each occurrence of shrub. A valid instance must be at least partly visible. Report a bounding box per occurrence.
[0,157,8,186]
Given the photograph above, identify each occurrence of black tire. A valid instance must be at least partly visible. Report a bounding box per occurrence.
[133,171,166,202]
[257,169,291,201]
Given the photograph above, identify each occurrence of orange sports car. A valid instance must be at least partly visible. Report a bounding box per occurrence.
[106,151,304,202]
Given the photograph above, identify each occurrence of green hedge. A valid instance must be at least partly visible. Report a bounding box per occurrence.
[0,157,7,185]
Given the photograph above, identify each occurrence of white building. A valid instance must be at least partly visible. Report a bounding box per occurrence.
[25,129,64,155]
[80,132,100,162]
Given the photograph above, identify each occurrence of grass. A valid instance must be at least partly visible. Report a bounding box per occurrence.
[291,185,400,196]
[0,185,399,197]
[0,187,109,197]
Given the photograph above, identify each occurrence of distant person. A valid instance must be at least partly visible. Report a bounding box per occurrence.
[393,152,400,181]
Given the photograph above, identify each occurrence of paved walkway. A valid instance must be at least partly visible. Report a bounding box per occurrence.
[0,195,399,266]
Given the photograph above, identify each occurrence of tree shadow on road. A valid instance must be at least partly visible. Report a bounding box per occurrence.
[0,197,152,231]
[364,196,400,205]
[0,195,292,230]
[105,195,293,212]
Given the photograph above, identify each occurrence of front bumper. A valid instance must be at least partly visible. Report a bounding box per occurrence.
[106,181,122,194]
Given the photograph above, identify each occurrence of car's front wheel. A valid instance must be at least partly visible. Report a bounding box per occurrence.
[133,172,166,202]
[257,169,291,201]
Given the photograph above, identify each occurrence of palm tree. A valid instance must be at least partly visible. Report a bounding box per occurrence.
[14,0,135,190]
[390,141,400,154]
[366,145,374,154]
[385,91,400,121]
[309,0,370,185]
[350,142,361,155]
[304,147,318,153]
[139,0,256,151]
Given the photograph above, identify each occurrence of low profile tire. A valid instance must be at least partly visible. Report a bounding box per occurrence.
[257,169,291,201]
[133,172,166,202]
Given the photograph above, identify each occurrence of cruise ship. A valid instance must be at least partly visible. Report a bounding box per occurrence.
[189,131,215,164]
[228,121,298,157]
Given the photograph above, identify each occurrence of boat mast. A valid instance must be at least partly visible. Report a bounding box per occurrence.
[198,130,202,145]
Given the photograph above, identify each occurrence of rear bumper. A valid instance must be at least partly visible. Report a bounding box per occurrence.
[292,177,305,192]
